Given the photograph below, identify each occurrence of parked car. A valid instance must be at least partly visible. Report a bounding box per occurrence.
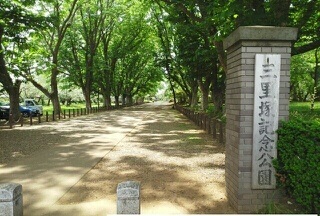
[0,105,7,120]
[22,99,43,115]
[0,104,38,120]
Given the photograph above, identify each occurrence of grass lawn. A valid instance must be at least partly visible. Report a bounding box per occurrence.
[289,101,320,121]
[42,103,100,113]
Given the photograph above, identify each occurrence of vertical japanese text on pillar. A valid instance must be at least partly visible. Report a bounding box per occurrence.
[252,54,281,189]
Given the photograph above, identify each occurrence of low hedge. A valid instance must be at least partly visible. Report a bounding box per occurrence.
[274,118,320,213]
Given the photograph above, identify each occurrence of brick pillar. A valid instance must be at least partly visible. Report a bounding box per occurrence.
[223,26,298,213]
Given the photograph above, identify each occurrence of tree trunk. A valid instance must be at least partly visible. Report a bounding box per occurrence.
[83,86,91,109]
[190,88,198,108]
[101,92,106,108]
[211,59,225,113]
[211,83,225,113]
[83,55,94,109]
[9,81,22,121]
[84,84,92,109]
[315,48,319,101]
[51,67,61,115]
[273,0,291,26]
[104,81,112,108]
[198,78,210,111]
[211,82,225,113]
[169,78,177,106]
[127,95,133,106]
[122,94,126,105]
[115,95,120,107]
[51,92,61,116]
[214,41,227,73]
[190,80,198,108]
[105,95,111,109]
[200,87,209,110]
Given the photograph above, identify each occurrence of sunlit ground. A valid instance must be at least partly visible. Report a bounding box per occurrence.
[0,102,235,215]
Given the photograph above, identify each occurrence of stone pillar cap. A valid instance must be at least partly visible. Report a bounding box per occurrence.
[223,26,298,50]
[0,183,22,202]
[117,181,140,198]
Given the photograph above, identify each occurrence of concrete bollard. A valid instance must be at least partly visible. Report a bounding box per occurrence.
[0,183,23,216]
[117,181,140,214]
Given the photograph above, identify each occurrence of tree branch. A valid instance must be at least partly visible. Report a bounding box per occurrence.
[160,0,203,22]
[293,40,320,56]
[214,41,227,72]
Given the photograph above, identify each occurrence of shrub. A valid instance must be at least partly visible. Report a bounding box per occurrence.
[274,118,320,213]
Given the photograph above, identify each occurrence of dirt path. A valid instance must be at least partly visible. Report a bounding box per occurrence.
[0,102,235,215]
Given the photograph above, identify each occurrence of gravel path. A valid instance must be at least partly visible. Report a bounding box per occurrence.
[0,102,235,215]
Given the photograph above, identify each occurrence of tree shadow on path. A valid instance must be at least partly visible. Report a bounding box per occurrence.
[56,103,235,214]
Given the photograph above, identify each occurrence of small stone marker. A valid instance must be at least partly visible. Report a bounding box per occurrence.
[117,181,140,214]
[0,183,23,216]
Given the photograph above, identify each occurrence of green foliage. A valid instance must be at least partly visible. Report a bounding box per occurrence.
[0,0,47,80]
[2,0,320,112]
[274,118,320,213]
[205,104,225,121]
[290,51,317,101]
[0,0,44,38]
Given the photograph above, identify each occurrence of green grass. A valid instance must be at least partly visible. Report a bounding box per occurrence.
[258,201,297,214]
[289,101,320,121]
[42,103,100,113]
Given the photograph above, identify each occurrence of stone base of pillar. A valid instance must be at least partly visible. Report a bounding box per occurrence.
[0,183,23,216]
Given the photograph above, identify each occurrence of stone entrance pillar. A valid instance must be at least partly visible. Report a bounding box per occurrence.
[223,26,298,213]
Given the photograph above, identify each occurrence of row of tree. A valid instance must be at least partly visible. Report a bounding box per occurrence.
[152,0,320,112]
[1,0,319,121]
[0,0,163,120]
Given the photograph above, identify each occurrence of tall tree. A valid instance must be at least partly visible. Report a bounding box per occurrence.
[0,0,44,120]
[98,1,115,108]
[61,0,106,109]
[25,0,79,114]
[152,2,178,105]
[120,41,163,105]
[152,0,223,110]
